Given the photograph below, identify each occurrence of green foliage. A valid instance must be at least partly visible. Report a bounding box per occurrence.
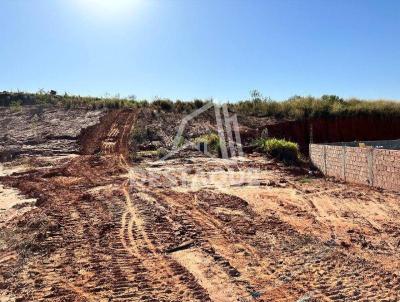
[230,94,400,120]
[131,127,149,144]
[194,133,221,153]
[153,99,174,111]
[0,91,141,110]
[257,138,299,164]
[153,100,174,111]
[10,100,22,112]
[194,99,206,109]
[1,91,400,120]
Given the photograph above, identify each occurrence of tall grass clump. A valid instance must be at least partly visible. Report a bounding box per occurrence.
[257,138,300,164]
[10,100,22,112]
[194,133,221,154]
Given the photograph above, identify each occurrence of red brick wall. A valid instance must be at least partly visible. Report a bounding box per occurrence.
[310,144,400,191]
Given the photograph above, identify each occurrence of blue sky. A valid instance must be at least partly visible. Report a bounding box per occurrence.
[0,0,399,101]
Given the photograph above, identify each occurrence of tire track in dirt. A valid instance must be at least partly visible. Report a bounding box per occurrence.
[3,106,400,301]
[117,182,212,301]
[0,109,152,301]
[126,187,256,301]
[101,110,135,156]
[155,190,266,299]
[141,188,400,301]
[84,109,211,301]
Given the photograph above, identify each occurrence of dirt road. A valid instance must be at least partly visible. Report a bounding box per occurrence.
[1,109,400,301]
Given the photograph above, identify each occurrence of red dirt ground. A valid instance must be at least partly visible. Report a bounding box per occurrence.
[1,109,400,302]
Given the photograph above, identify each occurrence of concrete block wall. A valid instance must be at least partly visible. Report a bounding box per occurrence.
[373,149,400,190]
[310,144,400,191]
[343,147,370,186]
[309,144,325,172]
[325,145,345,180]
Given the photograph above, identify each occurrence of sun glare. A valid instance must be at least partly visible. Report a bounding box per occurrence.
[74,0,141,20]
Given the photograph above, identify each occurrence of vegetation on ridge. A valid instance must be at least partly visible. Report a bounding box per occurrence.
[1,90,400,121]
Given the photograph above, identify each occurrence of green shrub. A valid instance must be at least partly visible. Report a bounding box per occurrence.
[10,100,22,112]
[194,99,205,109]
[257,138,299,163]
[153,99,173,111]
[174,100,189,113]
[194,133,221,154]
[131,127,150,144]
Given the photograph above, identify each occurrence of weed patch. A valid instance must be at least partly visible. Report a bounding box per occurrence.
[256,138,300,164]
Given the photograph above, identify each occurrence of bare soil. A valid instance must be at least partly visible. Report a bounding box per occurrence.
[0,108,399,302]
[0,106,105,159]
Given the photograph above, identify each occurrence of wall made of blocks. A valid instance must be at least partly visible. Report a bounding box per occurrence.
[310,144,399,191]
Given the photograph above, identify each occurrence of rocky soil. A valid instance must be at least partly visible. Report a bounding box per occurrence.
[0,106,105,160]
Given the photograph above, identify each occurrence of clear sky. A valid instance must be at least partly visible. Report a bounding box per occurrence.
[0,0,399,101]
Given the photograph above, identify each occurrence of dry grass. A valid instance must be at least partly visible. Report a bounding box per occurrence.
[1,91,400,120]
